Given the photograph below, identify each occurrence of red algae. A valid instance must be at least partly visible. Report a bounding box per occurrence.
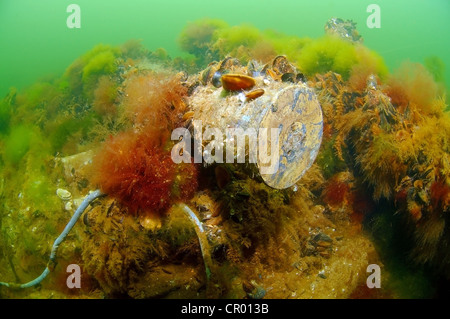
[430,180,450,211]
[352,191,374,216]
[348,65,380,92]
[93,76,117,116]
[394,188,408,206]
[350,282,394,299]
[322,178,350,206]
[385,62,439,114]
[123,72,188,129]
[384,78,409,112]
[90,70,198,217]
[92,129,197,216]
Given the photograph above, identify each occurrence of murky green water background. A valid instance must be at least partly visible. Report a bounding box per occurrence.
[1,0,449,97]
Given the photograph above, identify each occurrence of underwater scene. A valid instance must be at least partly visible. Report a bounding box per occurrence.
[0,0,449,300]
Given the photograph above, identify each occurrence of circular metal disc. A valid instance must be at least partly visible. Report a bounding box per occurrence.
[257,84,323,189]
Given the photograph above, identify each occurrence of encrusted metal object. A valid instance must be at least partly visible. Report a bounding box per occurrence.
[189,57,323,190]
[259,84,323,189]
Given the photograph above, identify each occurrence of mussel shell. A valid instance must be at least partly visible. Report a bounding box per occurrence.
[56,188,72,201]
[200,62,219,85]
[272,55,296,75]
[221,74,256,91]
[281,73,296,83]
[296,73,306,83]
[219,57,240,72]
[212,71,223,88]
[260,63,270,76]
[176,70,188,82]
[247,59,263,77]
[245,88,265,101]
[200,66,213,85]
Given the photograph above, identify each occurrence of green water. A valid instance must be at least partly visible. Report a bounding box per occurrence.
[1,0,450,300]
[1,0,449,96]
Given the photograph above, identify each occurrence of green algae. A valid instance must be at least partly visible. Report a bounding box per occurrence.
[425,55,446,84]
[178,18,228,64]
[316,139,347,180]
[64,44,120,97]
[178,19,388,81]
[212,24,263,58]
[47,114,96,153]
[367,209,436,298]
[0,100,11,135]
[3,126,34,165]
[296,36,357,79]
[217,177,293,246]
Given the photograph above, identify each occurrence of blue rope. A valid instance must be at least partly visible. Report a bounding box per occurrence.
[0,189,104,289]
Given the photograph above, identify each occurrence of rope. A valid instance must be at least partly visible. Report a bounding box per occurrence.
[0,190,104,289]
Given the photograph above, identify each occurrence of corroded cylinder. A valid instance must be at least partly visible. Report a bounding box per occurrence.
[188,63,323,189]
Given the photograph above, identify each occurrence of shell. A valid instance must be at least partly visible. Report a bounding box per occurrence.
[200,67,211,85]
[182,110,194,121]
[266,69,280,81]
[56,188,72,201]
[221,74,256,91]
[200,62,218,85]
[64,201,73,211]
[272,55,296,75]
[175,70,188,82]
[218,57,240,71]
[296,73,306,83]
[281,73,296,83]
[245,88,265,101]
[212,71,223,88]
[247,59,263,77]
